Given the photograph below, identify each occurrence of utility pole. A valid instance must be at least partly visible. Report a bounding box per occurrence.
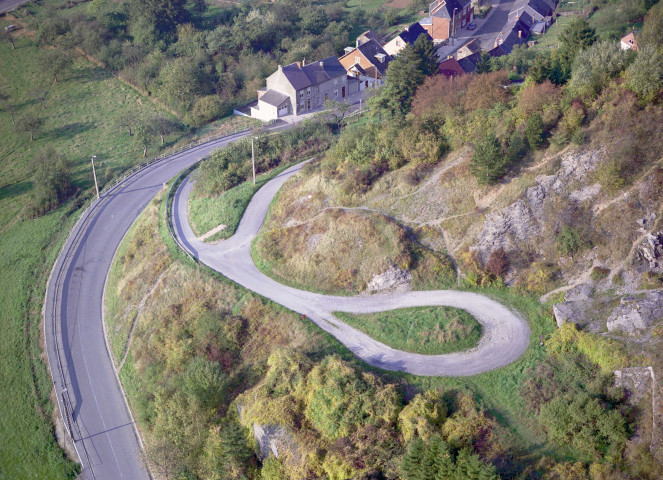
[251,137,256,185]
[91,155,99,199]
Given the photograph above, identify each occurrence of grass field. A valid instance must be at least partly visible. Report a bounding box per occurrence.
[334,306,482,355]
[0,22,213,479]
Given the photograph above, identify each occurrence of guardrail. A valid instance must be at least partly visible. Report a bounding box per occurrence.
[100,126,254,195]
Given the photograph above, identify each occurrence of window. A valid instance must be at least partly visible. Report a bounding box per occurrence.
[300,91,304,98]
[396,40,401,46]
[307,87,311,95]
[334,90,338,98]
[355,55,360,63]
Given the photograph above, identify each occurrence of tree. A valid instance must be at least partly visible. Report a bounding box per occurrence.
[117,111,135,135]
[152,115,179,144]
[181,357,227,411]
[639,1,663,49]
[401,437,428,480]
[129,0,189,38]
[475,51,492,74]
[398,390,447,443]
[31,86,50,110]
[135,124,155,157]
[299,8,328,35]
[411,33,439,76]
[29,147,74,215]
[0,85,15,125]
[470,134,508,185]
[39,48,72,83]
[0,29,15,50]
[559,17,597,59]
[159,57,212,111]
[624,45,663,103]
[16,113,43,141]
[568,40,631,97]
[318,99,351,129]
[524,113,545,149]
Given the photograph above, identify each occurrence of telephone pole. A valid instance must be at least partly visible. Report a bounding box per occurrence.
[251,137,256,185]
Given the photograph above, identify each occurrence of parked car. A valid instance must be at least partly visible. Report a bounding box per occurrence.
[467,22,476,30]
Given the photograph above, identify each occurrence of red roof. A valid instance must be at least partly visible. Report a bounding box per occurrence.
[438,58,466,77]
[620,32,638,51]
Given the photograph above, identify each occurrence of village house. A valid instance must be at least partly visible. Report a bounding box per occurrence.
[620,32,639,51]
[508,0,555,23]
[248,56,351,121]
[438,50,482,77]
[339,37,394,90]
[419,0,474,44]
[383,22,433,56]
[455,37,481,60]
[490,11,533,56]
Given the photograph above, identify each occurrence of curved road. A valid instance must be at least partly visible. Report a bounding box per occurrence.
[172,161,531,376]
[44,131,251,480]
[44,130,529,480]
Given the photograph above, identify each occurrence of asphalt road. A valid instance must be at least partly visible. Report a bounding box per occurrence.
[43,131,250,480]
[173,162,531,377]
[0,0,31,14]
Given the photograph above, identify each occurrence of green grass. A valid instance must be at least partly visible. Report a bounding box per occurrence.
[334,306,482,355]
[0,26,193,479]
[188,160,301,241]
[530,15,580,52]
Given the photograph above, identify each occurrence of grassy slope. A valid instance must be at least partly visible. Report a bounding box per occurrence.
[0,29,188,479]
[335,306,482,355]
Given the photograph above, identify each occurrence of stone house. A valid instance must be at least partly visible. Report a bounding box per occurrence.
[249,56,349,121]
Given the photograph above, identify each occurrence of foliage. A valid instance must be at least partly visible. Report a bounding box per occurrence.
[524,113,545,149]
[639,1,663,49]
[398,390,447,443]
[39,47,72,83]
[470,134,508,185]
[28,147,75,217]
[559,17,597,59]
[15,112,44,141]
[624,45,663,103]
[568,41,632,97]
[557,225,590,256]
[475,51,492,74]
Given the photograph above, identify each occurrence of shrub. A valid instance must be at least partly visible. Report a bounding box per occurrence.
[470,134,508,185]
[590,266,610,281]
[398,390,447,443]
[557,225,590,256]
[525,113,545,149]
[185,95,230,127]
[27,147,75,217]
[485,248,509,279]
[506,130,527,164]
[624,45,663,103]
[520,261,556,294]
[568,41,632,98]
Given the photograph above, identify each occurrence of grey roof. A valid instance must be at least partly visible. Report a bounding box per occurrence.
[349,63,367,75]
[259,89,290,107]
[457,51,481,73]
[399,22,432,45]
[510,0,554,19]
[280,56,347,90]
[431,0,467,19]
[302,56,347,85]
[356,38,394,76]
[420,16,432,25]
[281,64,312,90]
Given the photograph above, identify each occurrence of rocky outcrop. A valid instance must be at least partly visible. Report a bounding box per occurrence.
[366,265,411,292]
[614,367,654,405]
[606,292,663,333]
[639,231,663,269]
[472,150,601,262]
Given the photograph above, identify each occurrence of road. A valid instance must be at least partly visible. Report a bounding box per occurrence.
[172,162,531,376]
[43,131,251,480]
[0,0,31,14]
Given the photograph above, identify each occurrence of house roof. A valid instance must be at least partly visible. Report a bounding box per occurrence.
[280,56,347,90]
[438,57,466,77]
[621,32,638,48]
[430,0,469,19]
[457,51,481,73]
[420,16,432,25]
[259,89,290,107]
[349,63,368,75]
[399,22,432,45]
[510,0,553,19]
[488,45,508,57]
[357,38,394,76]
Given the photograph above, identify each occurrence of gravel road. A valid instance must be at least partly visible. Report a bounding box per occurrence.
[173,161,531,376]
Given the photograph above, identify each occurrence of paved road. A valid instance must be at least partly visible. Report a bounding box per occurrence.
[0,0,31,14]
[43,131,250,480]
[172,162,531,376]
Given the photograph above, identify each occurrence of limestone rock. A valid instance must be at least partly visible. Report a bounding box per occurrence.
[614,367,654,405]
[606,292,663,333]
[564,283,593,302]
[253,424,299,461]
[366,265,411,292]
[553,301,588,328]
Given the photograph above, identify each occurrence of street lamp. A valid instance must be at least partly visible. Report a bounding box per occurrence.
[91,155,100,199]
[452,7,458,45]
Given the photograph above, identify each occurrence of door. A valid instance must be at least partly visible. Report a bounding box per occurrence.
[342,86,346,98]
[307,99,311,109]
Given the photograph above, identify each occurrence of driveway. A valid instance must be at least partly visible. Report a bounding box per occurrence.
[172,161,531,377]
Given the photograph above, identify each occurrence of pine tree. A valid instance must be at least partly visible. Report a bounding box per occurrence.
[429,434,455,480]
[470,134,508,185]
[401,437,429,480]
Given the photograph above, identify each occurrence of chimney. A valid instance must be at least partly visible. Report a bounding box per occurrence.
[278,64,282,70]
[518,29,522,39]
[296,61,301,68]
[302,57,306,66]
[319,61,324,66]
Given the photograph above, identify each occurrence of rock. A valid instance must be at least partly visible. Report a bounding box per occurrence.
[366,265,411,292]
[306,233,322,251]
[563,283,593,302]
[569,183,601,202]
[553,301,589,328]
[637,218,647,227]
[606,292,663,333]
[614,367,654,405]
[253,424,299,461]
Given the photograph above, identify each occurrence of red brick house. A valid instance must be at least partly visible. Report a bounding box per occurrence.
[420,0,473,43]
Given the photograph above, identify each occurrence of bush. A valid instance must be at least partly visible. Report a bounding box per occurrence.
[27,147,75,217]
[557,225,590,256]
[624,45,663,103]
[470,134,508,185]
[525,113,545,149]
[185,95,230,127]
